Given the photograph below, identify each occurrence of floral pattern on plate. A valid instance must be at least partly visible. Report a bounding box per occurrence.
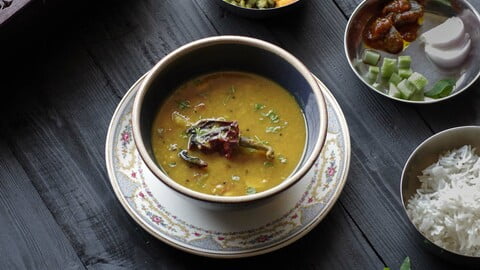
[106,75,350,257]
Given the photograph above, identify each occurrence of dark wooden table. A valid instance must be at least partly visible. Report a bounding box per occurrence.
[1,0,479,269]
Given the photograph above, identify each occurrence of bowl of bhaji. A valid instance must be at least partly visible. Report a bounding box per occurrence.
[132,36,328,208]
[345,0,480,104]
[217,0,303,19]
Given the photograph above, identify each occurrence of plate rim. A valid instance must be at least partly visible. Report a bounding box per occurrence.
[105,73,351,258]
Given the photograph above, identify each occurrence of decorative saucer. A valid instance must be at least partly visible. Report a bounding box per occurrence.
[105,73,351,258]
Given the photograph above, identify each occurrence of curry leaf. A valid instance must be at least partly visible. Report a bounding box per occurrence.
[383,256,410,270]
[400,257,410,270]
[424,79,455,98]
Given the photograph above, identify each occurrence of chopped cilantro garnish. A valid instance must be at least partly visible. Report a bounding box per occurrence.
[262,110,280,123]
[223,85,236,105]
[177,100,191,110]
[246,187,256,195]
[263,161,274,167]
[179,131,188,139]
[266,126,282,133]
[278,155,287,164]
[254,103,266,111]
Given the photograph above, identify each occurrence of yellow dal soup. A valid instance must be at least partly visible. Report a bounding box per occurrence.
[151,71,306,196]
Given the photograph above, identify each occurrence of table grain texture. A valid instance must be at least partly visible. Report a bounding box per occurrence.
[0,0,479,269]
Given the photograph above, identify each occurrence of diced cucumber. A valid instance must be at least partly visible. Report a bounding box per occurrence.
[389,83,402,98]
[397,79,416,99]
[362,50,381,66]
[372,82,381,89]
[399,68,413,78]
[410,87,425,101]
[389,73,402,85]
[398,56,412,69]
[353,58,363,70]
[369,65,380,74]
[364,71,378,84]
[408,72,429,91]
[381,58,397,78]
[364,66,379,84]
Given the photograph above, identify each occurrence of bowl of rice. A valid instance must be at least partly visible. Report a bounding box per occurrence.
[401,126,480,266]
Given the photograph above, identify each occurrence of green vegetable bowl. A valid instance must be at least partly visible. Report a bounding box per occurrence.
[344,0,480,104]
[216,0,303,19]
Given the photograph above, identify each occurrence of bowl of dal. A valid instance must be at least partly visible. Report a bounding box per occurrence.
[132,36,328,207]
[401,126,480,266]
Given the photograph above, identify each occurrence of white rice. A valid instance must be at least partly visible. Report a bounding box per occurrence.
[407,145,480,256]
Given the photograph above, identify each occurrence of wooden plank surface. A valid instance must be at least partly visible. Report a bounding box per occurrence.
[0,140,85,270]
[0,0,478,269]
[334,0,362,17]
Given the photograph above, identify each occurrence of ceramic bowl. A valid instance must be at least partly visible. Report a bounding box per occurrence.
[132,36,328,207]
[345,0,480,104]
[401,126,480,266]
[216,0,303,19]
